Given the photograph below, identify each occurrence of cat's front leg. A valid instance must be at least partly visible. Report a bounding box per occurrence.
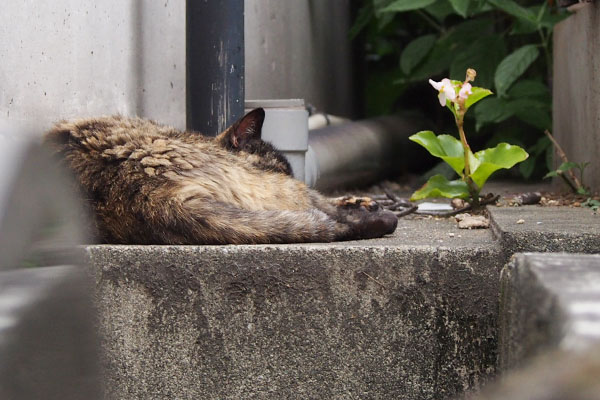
[308,192,397,240]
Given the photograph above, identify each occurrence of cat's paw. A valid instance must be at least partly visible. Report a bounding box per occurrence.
[358,209,398,239]
[335,196,380,212]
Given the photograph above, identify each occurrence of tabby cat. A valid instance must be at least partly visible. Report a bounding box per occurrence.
[44,108,397,244]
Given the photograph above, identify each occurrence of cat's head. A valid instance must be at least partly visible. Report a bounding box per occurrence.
[216,108,293,176]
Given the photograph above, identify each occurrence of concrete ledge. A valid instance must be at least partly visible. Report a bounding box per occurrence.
[87,243,503,400]
[86,202,600,399]
[489,206,600,254]
[499,253,600,371]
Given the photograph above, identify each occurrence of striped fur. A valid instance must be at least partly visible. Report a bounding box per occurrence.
[43,109,397,244]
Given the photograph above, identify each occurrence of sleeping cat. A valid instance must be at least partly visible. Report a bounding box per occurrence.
[43,108,397,244]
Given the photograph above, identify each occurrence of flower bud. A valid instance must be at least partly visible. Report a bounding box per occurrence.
[465,68,476,83]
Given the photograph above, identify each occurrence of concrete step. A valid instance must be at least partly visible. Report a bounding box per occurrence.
[86,203,600,399]
[478,253,600,400]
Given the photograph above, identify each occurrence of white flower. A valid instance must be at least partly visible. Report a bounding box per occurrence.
[459,83,472,100]
[429,78,456,107]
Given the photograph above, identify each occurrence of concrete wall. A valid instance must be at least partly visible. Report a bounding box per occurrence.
[553,3,600,192]
[0,1,186,131]
[245,0,356,117]
[88,243,503,400]
[0,1,354,134]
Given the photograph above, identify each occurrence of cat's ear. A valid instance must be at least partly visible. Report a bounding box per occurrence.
[216,108,265,149]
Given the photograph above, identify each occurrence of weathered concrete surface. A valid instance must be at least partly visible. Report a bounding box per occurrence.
[0,138,101,398]
[87,239,503,400]
[554,3,600,192]
[245,0,357,117]
[0,0,186,131]
[0,1,355,134]
[477,253,600,400]
[499,253,600,371]
[489,206,600,254]
[0,266,102,400]
[85,196,600,399]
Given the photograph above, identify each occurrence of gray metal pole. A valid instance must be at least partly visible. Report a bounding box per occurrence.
[186,0,244,136]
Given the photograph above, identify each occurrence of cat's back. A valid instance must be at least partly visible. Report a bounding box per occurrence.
[47,114,212,154]
[45,115,232,175]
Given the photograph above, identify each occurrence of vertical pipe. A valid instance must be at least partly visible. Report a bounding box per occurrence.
[186,0,244,136]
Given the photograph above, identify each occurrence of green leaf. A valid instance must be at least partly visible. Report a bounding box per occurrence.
[449,35,507,89]
[510,5,544,34]
[470,143,529,187]
[507,79,550,101]
[519,156,536,179]
[520,136,551,179]
[377,13,395,30]
[495,45,540,97]
[583,198,600,211]
[410,175,470,201]
[511,99,552,130]
[544,160,581,182]
[465,86,493,112]
[524,4,572,30]
[449,0,471,17]
[557,161,578,172]
[539,9,571,29]
[529,136,551,157]
[439,18,494,49]
[470,1,493,15]
[349,4,373,39]
[380,0,437,13]
[373,0,393,16]
[400,34,437,74]
[473,97,515,131]
[411,19,493,82]
[409,131,465,176]
[424,0,456,22]
[409,43,457,81]
[486,0,538,29]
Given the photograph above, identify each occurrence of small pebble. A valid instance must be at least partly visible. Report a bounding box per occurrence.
[448,233,455,237]
[536,221,543,225]
[451,198,467,209]
[516,219,525,224]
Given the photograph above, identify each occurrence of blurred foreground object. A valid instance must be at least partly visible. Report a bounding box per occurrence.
[0,134,102,399]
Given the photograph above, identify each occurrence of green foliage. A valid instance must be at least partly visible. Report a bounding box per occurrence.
[409,73,528,203]
[465,86,493,111]
[410,134,528,201]
[411,174,470,200]
[353,0,571,179]
[544,161,591,195]
[583,198,600,212]
[410,131,469,176]
[470,143,529,187]
[494,45,540,97]
[400,35,437,74]
[380,0,437,13]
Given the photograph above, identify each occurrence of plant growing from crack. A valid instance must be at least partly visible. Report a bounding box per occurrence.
[543,129,591,196]
[410,68,529,209]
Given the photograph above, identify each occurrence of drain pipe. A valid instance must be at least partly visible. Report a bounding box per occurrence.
[305,116,429,191]
[186,0,244,136]
[247,100,430,192]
